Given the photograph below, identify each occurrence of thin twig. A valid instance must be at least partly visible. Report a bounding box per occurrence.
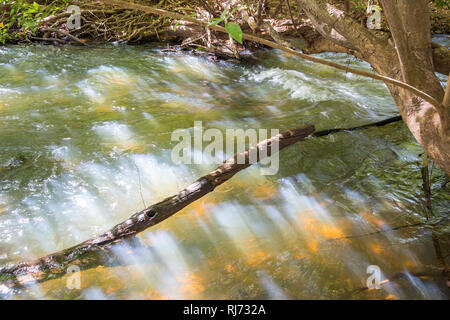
[285,0,299,32]
[40,27,89,46]
[29,36,67,44]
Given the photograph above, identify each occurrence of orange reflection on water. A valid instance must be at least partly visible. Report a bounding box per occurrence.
[360,212,388,228]
[368,243,384,255]
[178,272,205,297]
[251,184,278,200]
[225,263,235,272]
[246,251,268,266]
[298,210,346,240]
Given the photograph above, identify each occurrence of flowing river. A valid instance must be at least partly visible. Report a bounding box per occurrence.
[0,37,449,299]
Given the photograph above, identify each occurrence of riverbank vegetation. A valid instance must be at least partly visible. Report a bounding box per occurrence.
[0,1,449,45]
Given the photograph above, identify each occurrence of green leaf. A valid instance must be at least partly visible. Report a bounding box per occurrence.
[225,22,243,44]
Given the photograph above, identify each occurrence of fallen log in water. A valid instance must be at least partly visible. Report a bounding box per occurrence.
[0,125,315,288]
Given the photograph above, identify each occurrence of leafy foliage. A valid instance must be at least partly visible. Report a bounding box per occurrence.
[433,0,450,9]
[0,0,67,44]
[208,7,243,44]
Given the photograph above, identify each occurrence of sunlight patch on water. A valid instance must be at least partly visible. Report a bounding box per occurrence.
[213,202,256,247]
[93,122,135,144]
[258,271,290,299]
[165,56,226,83]
[105,229,196,299]
[249,68,331,101]
[84,287,109,300]
[247,67,392,109]
[87,66,136,87]
[92,122,150,153]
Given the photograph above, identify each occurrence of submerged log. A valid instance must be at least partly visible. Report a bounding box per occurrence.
[0,125,315,288]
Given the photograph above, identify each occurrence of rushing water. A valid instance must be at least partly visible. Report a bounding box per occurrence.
[0,38,449,299]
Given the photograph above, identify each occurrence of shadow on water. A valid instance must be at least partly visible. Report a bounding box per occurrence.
[0,39,449,299]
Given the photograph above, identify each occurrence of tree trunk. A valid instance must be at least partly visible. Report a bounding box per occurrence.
[296,0,450,175]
